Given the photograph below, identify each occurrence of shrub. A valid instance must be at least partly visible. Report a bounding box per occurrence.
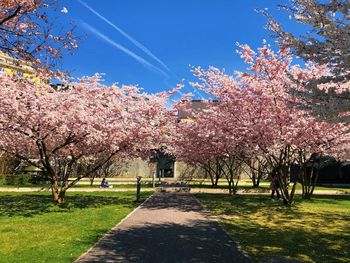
[1,174,32,185]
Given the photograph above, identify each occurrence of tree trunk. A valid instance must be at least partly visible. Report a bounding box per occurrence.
[276,165,297,206]
[255,164,264,187]
[227,171,238,195]
[249,158,265,188]
[214,174,219,187]
[203,162,215,187]
[56,190,66,204]
[204,160,220,187]
[214,158,222,187]
[228,179,233,195]
[50,179,66,204]
[51,188,66,204]
[209,174,215,186]
[233,177,239,194]
[256,173,261,187]
[90,176,95,186]
[251,170,257,187]
[302,166,319,200]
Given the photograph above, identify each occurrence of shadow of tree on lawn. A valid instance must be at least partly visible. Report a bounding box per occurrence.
[0,192,147,218]
[195,193,350,263]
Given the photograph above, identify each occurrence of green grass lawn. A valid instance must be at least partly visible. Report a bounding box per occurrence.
[0,181,154,189]
[188,181,350,192]
[195,194,350,263]
[0,191,152,263]
[72,183,154,189]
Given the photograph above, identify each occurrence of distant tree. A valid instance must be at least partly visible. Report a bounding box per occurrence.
[262,0,350,122]
[202,158,224,187]
[244,156,269,188]
[172,99,249,194]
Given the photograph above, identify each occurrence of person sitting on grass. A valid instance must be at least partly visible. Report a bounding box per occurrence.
[104,178,109,188]
[100,178,109,188]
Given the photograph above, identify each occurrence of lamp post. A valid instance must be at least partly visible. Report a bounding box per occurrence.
[136,176,142,202]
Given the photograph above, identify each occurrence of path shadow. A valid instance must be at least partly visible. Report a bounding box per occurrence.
[77,219,251,263]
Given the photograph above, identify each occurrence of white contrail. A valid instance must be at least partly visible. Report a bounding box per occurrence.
[78,0,171,73]
[81,22,169,78]
[78,1,204,99]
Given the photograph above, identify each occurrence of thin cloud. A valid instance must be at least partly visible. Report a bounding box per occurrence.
[81,22,169,78]
[78,0,170,73]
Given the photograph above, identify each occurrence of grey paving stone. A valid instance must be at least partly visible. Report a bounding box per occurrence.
[76,191,251,263]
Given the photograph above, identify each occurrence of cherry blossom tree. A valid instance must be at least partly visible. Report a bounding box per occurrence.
[263,0,349,79]
[170,103,218,185]
[237,43,347,204]
[0,73,172,204]
[0,0,77,73]
[173,43,346,205]
[172,99,248,194]
[262,0,350,122]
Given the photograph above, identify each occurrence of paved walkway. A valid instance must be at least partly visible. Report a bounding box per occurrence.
[76,190,251,263]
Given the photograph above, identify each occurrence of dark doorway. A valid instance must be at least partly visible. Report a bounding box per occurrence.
[156,152,175,178]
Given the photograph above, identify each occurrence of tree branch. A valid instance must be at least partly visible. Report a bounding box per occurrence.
[0,6,22,26]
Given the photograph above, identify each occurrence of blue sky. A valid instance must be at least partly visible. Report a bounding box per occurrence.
[60,0,301,98]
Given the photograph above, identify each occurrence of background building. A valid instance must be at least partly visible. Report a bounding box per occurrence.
[0,51,34,77]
